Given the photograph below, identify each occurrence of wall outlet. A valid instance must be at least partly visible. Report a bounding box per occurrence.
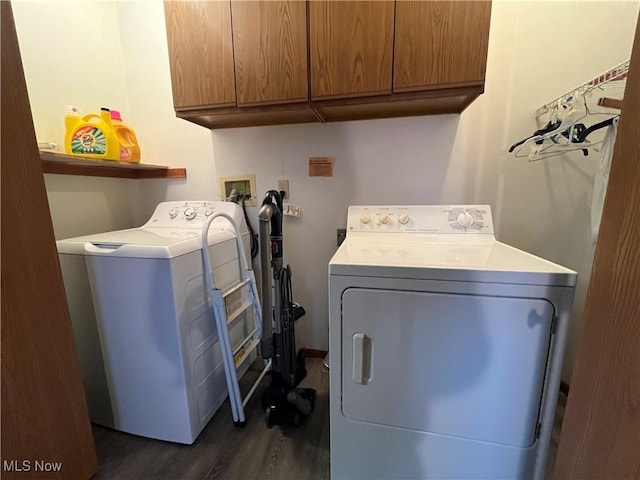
[337,228,347,246]
[219,174,257,207]
[278,179,289,199]
[284,203,301,217]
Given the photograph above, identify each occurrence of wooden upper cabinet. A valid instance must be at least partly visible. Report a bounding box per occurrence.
[231,1,308,106]
[164,1,236,109]
[394,1,492,92]
[310,1,394,99]
[163,0,492,127]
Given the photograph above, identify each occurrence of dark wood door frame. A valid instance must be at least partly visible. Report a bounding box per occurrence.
[553,11,640,479]
[1,3,98,479]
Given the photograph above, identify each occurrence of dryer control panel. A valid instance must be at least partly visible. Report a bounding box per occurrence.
[346,205,494,235]
[143,201,245,230]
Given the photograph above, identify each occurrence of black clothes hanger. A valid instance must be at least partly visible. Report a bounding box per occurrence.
[576,116,617,143]
[525,117,617,161]
[551,123,588,156]
[511,116,617,160]
[508,119,561,153]
[510,120,588,156]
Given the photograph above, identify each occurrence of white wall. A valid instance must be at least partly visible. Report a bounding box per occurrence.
[457,0,639,379]
[212,116,460,349]
[13,0,218,238]
[15,0,639,381]
[212,1,639,381]
[114,0,221,222]
[13,0,129,147]
[13,0,139,239]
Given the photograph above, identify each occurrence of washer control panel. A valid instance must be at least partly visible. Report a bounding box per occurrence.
[347,205,494,235]
[144,201,241,229]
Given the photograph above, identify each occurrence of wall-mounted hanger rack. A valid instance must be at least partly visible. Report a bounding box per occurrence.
[535,60,629,125]
[510,60,628,162]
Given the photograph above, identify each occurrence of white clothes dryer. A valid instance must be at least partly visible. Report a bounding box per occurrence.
[328,205,576,479]
[57,201,256,444]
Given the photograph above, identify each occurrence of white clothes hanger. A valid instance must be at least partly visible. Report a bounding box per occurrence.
[513,94,598,161]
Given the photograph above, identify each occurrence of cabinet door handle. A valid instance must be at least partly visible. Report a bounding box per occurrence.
[352,333,365,384]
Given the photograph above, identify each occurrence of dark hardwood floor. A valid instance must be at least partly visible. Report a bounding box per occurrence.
[93,358,330,480]
[93,357,565,480]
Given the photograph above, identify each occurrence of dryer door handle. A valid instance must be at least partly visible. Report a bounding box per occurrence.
[352,333,366,384]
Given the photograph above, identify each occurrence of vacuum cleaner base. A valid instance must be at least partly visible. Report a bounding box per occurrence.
[263,386,316,428]
[261,346,315,427]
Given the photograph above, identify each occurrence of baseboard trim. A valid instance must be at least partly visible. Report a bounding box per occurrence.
[305,349,328,358]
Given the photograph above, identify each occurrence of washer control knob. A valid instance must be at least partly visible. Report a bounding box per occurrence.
[398,214,410,225]
[169,209,178,219]
[360,213,371,224]
[205,209,214,217]
[184,207,197,220]
[380,214,390,224]
[457,212,474,227]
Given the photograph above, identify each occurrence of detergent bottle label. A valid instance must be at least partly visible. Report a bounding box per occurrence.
[71,126,107,155]
[120,147,132,161]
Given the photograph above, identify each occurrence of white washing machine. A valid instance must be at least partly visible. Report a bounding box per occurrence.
[328,205,576,479]
[57,201,256,444]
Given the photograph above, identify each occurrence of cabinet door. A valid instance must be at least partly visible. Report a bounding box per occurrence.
[164,1,236,109]
[394,1,491,92]
[310,1,394,99]
[231,1,308,106]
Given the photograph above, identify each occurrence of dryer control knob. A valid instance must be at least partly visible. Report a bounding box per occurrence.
[204,209,214,217]
[457,211,474,227]
[398,214,410,225]
[379,214,390,224]
[360,213,371,224]
[184,207,197,220]
[169,209,178,219]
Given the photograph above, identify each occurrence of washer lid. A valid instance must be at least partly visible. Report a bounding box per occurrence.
[329,239,577,287]
[57,226,234,259]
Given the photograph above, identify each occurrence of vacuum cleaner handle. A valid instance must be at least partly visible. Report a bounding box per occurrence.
[261,190,283,259]
[258,189,283,361]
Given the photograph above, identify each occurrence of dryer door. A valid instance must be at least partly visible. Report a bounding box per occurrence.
[341,288,554,447]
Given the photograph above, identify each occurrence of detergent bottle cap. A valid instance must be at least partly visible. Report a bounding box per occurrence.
[110,110,123,122]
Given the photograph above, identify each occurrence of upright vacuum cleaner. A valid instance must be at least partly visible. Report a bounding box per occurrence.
[258,190,316,427]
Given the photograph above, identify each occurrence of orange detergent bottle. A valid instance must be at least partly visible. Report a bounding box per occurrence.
[110,110,141,163]
[64,107,121,160]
